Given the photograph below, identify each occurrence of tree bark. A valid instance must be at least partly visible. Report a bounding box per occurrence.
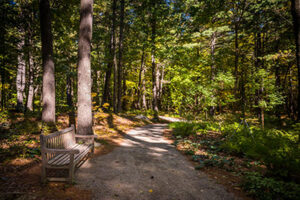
[77,0,93,135]
[102,40,113,106]
[67,71,75,127]
[40,0,55,124]
[117,0,125,113]
[112,0,118,113]
[210,32,217,116]
[26,50,34,111]
[291,0,300,120]
[16,35,26,111]
[234,23,239,91]
[142,69,147,110]
[158,65,164,109]
[151,0,159,120]
[137,47,145,109]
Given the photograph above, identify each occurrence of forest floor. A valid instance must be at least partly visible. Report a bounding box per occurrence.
[0,112,149,200]
[76,123,238,200]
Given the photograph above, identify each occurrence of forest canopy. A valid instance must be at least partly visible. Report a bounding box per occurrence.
[0,0,298,127]
[1,0,300,199]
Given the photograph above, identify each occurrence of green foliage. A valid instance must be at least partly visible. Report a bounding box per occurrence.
[169,122,219,137]
[223,125,300,178]
[170,117,300,199]
[0,111,9,124]
[242,172,300,200]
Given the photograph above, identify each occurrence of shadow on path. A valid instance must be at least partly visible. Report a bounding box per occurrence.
[76,124,238,200]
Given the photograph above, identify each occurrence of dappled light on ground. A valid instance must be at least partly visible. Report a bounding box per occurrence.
[76,124,236,200]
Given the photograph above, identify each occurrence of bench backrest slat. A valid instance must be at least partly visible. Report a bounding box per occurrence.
[40,125,76,154]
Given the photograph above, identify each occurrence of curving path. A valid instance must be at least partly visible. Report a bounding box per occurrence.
[76,124,239,200]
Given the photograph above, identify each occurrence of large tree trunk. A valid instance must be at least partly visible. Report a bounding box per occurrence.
[117,0,125,113]
[40,0,55,124]
[77,0,93,135]
[16,35,26,111]
[291,0,300,120]
[151,0,159,120]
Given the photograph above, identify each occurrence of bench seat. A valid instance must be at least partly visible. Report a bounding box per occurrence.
[48,144,93,166]
[40,125,97,183]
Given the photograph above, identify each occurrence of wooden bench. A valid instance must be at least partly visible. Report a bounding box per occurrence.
[40,125,97,183]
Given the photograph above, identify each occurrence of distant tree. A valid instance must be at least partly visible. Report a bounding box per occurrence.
[151,0,159,120]
[117,0,125,112]
[291,0,300,120]
[16,31,25,111]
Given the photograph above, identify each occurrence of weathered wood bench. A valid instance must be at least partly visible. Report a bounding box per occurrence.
[40,125,97,183]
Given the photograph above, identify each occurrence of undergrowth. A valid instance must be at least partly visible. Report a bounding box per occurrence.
[169,117,300,200]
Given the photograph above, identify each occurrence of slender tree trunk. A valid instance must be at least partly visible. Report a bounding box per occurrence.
[210,32,217,116]
[240,56,246,118]
[96,71,101,105]
[16,35,26,111]
[137,47,145,108]
[40,0,55,124]
[291,0,300,120]
[142,75,147,110]
[122,68,127,110]
[0,6,6,111]
[112,0,118,113]
[117,0,125,112]
[275,63,281,120]
[77,0,93,135]
[158,65,164,109]
[67,71,75,127]
[141,62,147,110]
[289,68,296,120]
[234,23,239,91]
[102,40,113,106]
[151,0,159,120]
[26,51,34,111]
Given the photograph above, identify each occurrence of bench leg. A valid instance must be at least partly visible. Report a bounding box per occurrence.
[91,145,94,154]
[41,165,46,183]
[91,138,95,155]
[69,154,75,183]
[69,165,75,183]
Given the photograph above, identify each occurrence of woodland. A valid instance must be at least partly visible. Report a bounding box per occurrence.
[0,0,300,199]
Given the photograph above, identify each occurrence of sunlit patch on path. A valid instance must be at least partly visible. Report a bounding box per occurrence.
[76,124,239,200]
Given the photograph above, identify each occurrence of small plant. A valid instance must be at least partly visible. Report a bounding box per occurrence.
[242,172,300,200]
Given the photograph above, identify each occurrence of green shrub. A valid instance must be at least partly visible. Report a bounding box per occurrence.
[222,125,300,178]
[169,121,220,137]
[242,172,300,200]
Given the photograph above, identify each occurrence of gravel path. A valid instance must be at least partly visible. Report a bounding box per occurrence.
[76,124,238,200]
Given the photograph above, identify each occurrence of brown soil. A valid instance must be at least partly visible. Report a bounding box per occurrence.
[0,113,149,200]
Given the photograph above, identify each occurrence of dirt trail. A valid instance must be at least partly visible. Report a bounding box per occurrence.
[76,124,239,200]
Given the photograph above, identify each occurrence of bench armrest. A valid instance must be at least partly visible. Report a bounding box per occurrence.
[75,134,98,139]
[43,148,80,154]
